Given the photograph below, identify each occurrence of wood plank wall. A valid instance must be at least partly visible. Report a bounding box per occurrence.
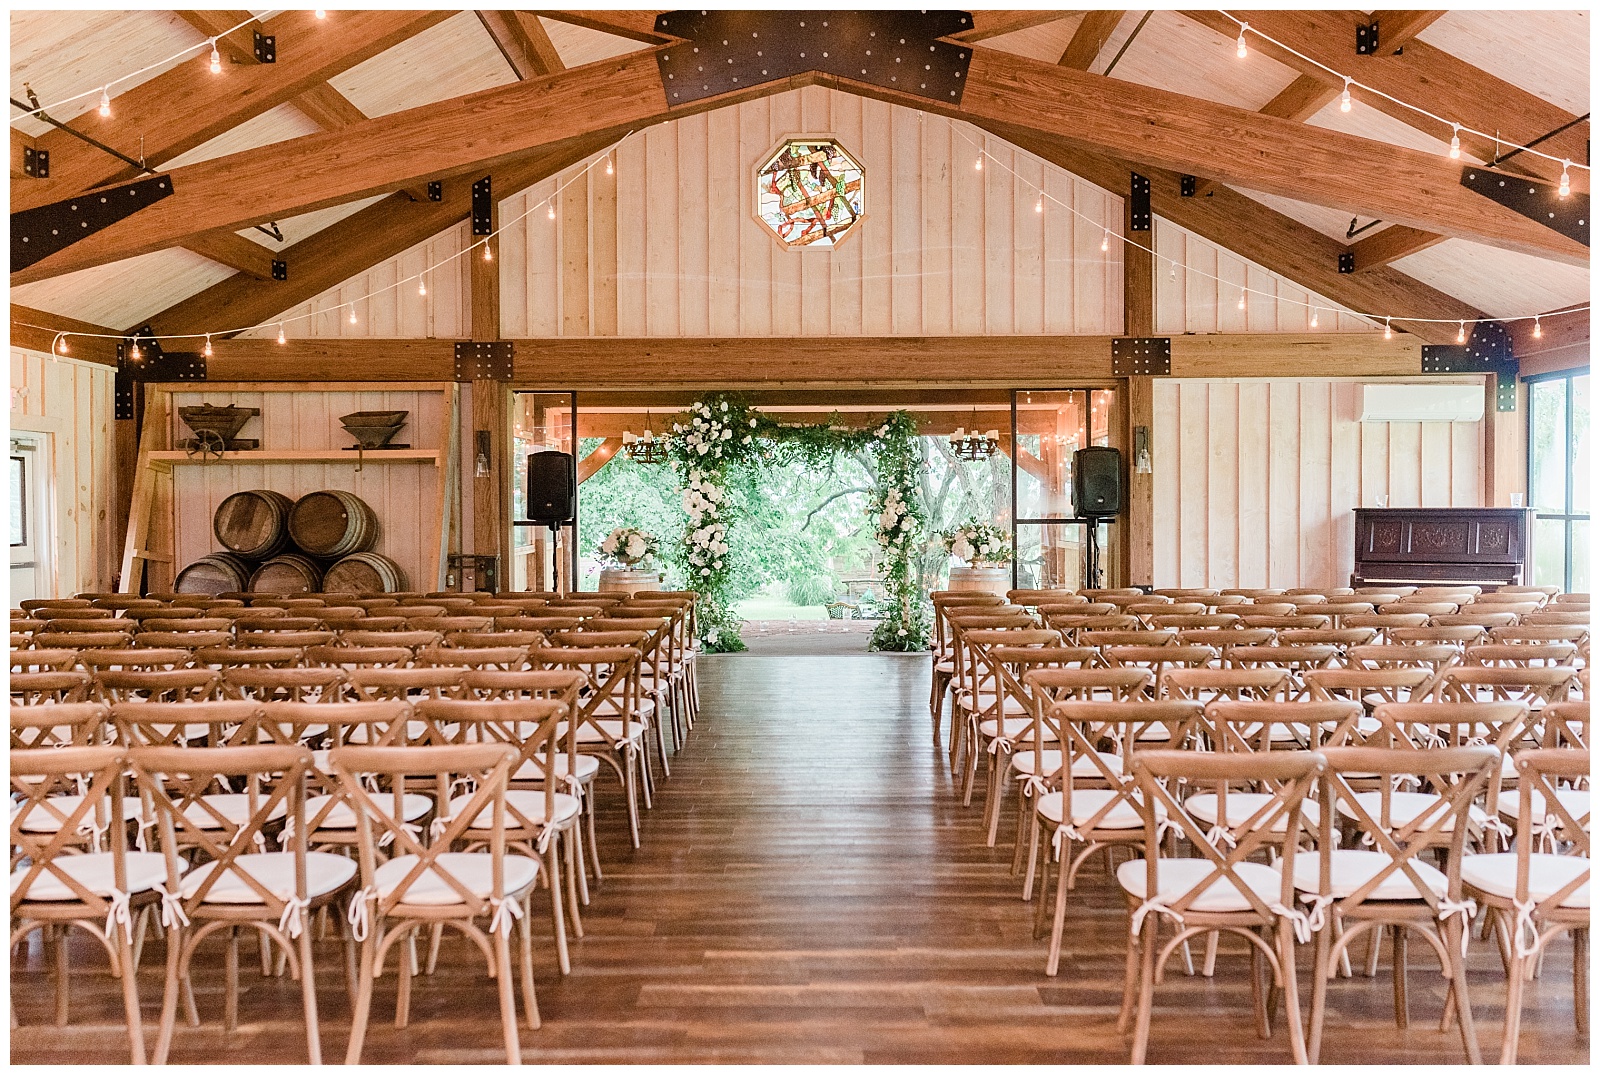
[1152,378,1485,589]
[164,388,447,589]
[8,347,119,594]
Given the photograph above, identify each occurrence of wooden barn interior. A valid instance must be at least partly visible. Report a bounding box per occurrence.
[7,7,1592,1066]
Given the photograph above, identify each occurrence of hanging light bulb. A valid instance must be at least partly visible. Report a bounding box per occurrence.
[417,276,427,297]
[54,333,69,356]
[1035,192,1043,213]
[974,155,983,171]
[1533,316,1543,339]
[1448,124,1461,159]
[202,334,213,357]
[276,323,286,345]
[1169,261,1176,280]
[1383,317,1393,340]
[209,40,222,74]
[483,241,493,261]
[1456,320,1467,343]
[1100,229,1109,252]
[98,87,111,118]
[348,306,358,325]
[1236,23,1249,59]
[1340,78,1352,113]
[1237,289,1247,311]
[1558,160,1571,198]
[1310,308,1319,328]
[547,201,556,220]
[605,155,614,176]
[315,9,326,19]
[129,339,141,361]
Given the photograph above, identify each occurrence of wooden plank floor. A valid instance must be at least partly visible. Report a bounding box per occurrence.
[11,654,1590,1063]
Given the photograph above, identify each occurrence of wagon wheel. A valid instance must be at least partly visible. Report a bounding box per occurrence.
[185,429,228,461]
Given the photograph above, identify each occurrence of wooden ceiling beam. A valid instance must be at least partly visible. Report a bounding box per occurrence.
[180,230,281,281]
[1506,304,1590,363]
[477,10,566,79]
[291,84,368,131]
[953,11,1074,42]
[530,10,674,44]
[12,9,448,214]
[1348,225,1449,272]
[9,304,121,365]
[1187,10,1587,190]
[175,10,262,66]
[1058,11,1127,70]
[142,133,619,339]
[982,120,1483,344]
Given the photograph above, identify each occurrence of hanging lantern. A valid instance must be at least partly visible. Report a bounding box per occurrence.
[949,425,999,462]
[622,414,669,463]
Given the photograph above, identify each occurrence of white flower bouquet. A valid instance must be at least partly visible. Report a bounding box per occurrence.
[940,520,1014,566]
[598,526,660,567]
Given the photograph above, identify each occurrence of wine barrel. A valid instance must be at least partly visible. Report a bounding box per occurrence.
[213,490,293,559]
[322,552,407,595]
[288,490,379,557]
[247,553,324,595]
[174,552,254,595]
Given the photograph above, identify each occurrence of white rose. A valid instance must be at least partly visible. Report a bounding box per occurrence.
[721,401,729,411]
[743,435,752,445]
[749,418,757,427]
[700,567,710,576]
[697,443,708,455]
[626,535,647,557]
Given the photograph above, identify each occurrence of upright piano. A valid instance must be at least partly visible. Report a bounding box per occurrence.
[1351,507,1535,589]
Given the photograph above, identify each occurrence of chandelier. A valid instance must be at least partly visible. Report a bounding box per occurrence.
[949,424,999,462]
[622,413,669,463]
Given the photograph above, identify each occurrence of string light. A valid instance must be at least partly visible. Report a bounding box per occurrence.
[605,154,614,176]
[53,333,68,356]
[1100,229,1109,252]
[1237,289,1247,311]
[1235,23,1249,59]
[315,9,326,18]
[1339,78,1351,113]
[202,334,212,357]
[276,323,286,344]
[1309,308,1319,328]
[1035,192,1043,213]
[348,306,358,325]
[1383,318,1393,340]
[417,276,427,297]
[209,40,222,75]
[1456,320,1466,343]
[98,87,111,118]
[975,154,983,171]
[129,339,141,361]
[482,241,493,261]
[1558,161,1571,198]
[1533,317,1543,339]
[1447,124,1462,159]
[547,201,556,220]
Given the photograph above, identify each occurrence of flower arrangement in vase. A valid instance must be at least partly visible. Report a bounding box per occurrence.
[940,520,1014,567]
[598,526,660,568]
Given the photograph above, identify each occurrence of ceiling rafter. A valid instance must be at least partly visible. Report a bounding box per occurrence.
[9,304,121,364]
[476,10,567,79]
[1058,11,1127,71]
[952,11,1075,42]
[530,10,674,44]
[14,37,1588,289]
[141,132,620,339]
[11,9,447,215]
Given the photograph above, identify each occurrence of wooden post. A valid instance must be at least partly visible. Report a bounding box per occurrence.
[469,189,508,588]
[1122,180,1156,587]
[1482,373,1527,508]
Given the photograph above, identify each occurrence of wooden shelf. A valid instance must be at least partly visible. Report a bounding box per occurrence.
[147,449,441,464]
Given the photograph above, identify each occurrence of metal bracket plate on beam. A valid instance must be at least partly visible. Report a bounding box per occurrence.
[655,9,974,107]
[471,177,493,236]
[1460,168,1589,245]
[1421,320,1517,412]
[1179,174,1196,198]
[22,146,49,178]
[1338,252,1355,274]
[1355,21,1379,55]
[1111,337,1171,376]
[1129,172,1151,231]
[115,336,206,420]
[270,259,287,281]
[454,341,513,382]
[11,174,173,273]
[427,181,442,202]
[1496,370,1517,412]
[253,30,276,63]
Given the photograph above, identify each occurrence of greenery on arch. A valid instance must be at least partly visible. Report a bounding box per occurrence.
[668,392,931,653]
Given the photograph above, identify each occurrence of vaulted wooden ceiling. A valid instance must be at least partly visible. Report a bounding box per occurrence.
[10,9,1590,352]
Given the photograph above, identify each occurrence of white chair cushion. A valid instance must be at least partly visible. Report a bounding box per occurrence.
[446,790,581,829]
[305,792,432,830]
[1461,852,1590,907]
[514,754,601,782]
[181,851,355,903]
[1010,750,1122,778]
[1335,791,1487,832]
[559,719,647,744]
[11,851,173,901]
[374,851,539,905]
[1497,789,1590,828]
[1184,792,1320,832]
[1285,848,1447,900]
[1037,788,1158,830]
[962,695,1031,717]
[182,793,288,829]
[1116,856,1282,913]
[977,716,1048,741]
[16,795,145,831]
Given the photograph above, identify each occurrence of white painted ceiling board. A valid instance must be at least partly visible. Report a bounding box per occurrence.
[1306,96,1457,158]
[1390,238,1592,320]
[1108,10,1299,111]
[538,16,649,68]
[1418,10,1589,116]
[9,9,206,135]
[235,194,390,250]
[156,101,323,171]
[978,13,1087,65]
[327,10,515,119]
[1228,187,1372,244]
[11,248,235,330]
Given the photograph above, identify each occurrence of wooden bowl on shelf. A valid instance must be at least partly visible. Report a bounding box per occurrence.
[339,410,408,449]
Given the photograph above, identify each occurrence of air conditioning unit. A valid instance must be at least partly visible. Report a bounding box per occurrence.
[1360,383,1485,423]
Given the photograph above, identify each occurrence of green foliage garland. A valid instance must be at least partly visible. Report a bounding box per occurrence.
[666,391,931,653]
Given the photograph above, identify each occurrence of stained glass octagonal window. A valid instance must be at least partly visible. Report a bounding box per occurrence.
[755,138,865,249]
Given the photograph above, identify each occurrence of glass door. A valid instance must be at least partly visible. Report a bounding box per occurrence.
[510,391,577,591]
[1011,388,1118,589]
[1527,370,1590,591]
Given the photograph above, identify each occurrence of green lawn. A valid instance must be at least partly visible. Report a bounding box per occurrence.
[731,595,829,621]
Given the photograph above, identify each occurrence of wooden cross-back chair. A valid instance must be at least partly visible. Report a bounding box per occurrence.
[135,743,355,1064]
[305,644,417,670]
[1101,645,1216,698]
[1027,699,1207,974]
[12,670,93,704]
[935,605,1033,745]
[1297,745,1499,1064]
[78,647,195,673]
[531,644,648,850]
[553,627,677,779]
[1304,666,1437,710]
[1120,749,1325,1064]
[194,645,303,670]
[10,699,112,753]
[602,607,694,742]
[948,627,1059,797]
[221,666,347,704]
[1462,748,1590,1064]
[10,745,152,1062]
[331,743,537,1064]
[1466,641,1580,669]
[10,647,79,672]
[1426,665,1577,709]
[418,697,581,974]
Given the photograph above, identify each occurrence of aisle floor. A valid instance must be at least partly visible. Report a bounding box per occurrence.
[11,654,1589,1063]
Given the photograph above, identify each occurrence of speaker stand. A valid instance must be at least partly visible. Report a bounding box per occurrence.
[1083,516,1106,590]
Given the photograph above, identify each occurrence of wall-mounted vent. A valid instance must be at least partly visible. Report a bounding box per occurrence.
[1360,383,1484,423]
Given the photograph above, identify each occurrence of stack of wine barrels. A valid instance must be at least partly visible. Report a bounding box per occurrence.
[174,489,407,594]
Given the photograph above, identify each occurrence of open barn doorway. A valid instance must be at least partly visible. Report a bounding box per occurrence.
[510,387,1122,654]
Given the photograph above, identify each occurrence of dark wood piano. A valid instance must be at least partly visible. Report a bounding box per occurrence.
[1352,507,1535,588]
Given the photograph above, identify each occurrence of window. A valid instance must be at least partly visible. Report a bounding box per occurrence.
[755,138,865,248]
[9,454,26,548]
[1526,369,1589,591]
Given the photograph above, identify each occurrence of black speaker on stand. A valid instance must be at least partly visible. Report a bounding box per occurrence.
[516,450,576,593]
[1073,446,1123,589]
